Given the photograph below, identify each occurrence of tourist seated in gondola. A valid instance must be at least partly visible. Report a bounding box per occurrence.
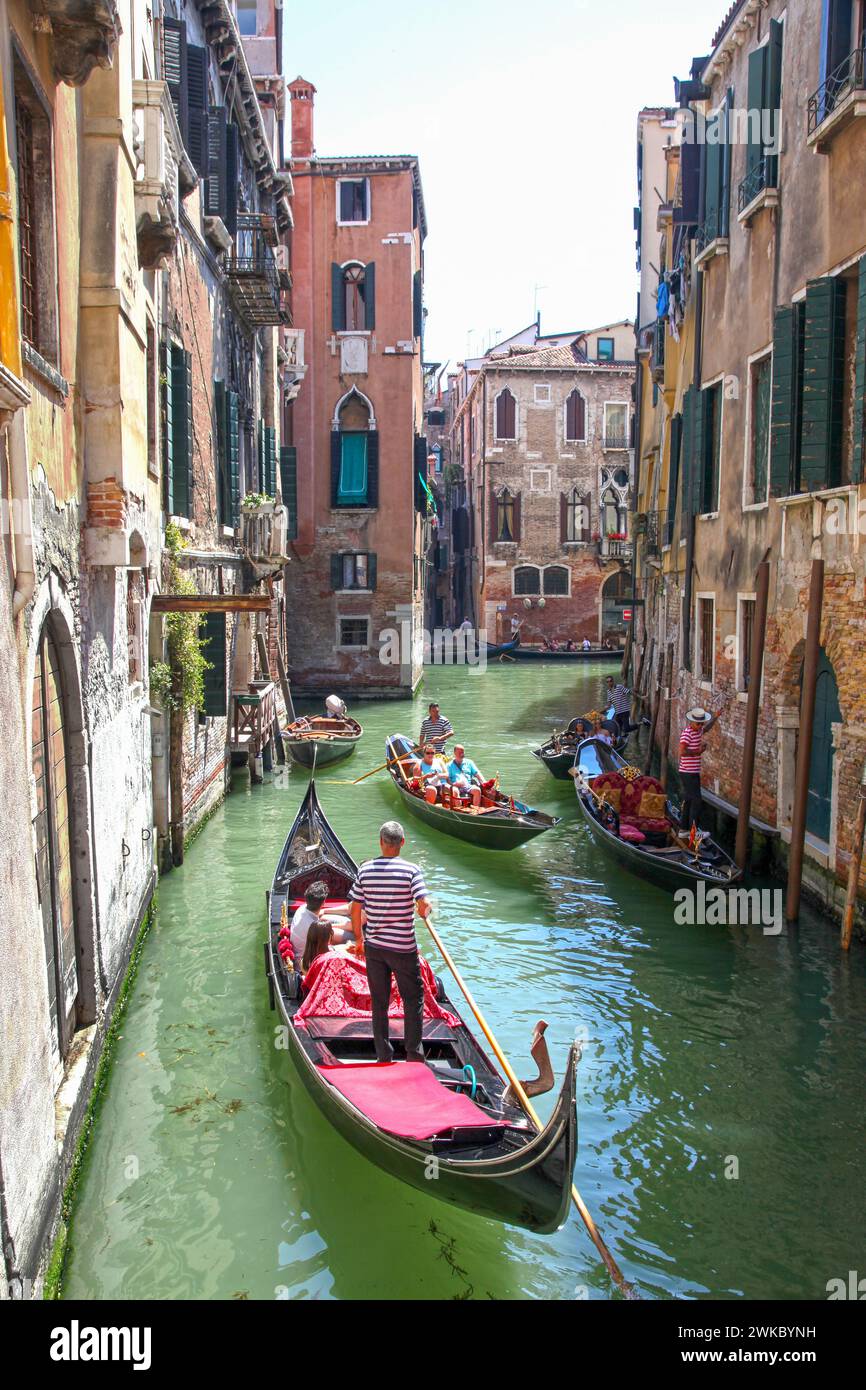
[418,745,449,803]
[593,721,614,745]
[291,880,352,959]
[565,715,592,738]
[447,745,485,808]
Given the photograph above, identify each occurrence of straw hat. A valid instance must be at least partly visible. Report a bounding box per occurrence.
[686,707,712,723]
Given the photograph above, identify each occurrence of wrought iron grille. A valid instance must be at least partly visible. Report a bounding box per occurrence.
[737,154,777,214]
[808,44,866,136]
[15,98,38,347]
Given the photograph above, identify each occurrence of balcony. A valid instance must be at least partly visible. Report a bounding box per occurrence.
[601,536,633,562]
[602,432,630,451]
[241,500,291,573]
[694,210,729,266]
[132,80,196,270]
[226,215,289,327]
[737,155,779,223]
[643,510,662,557]
[651,320,665,383]
[807,44,866,151]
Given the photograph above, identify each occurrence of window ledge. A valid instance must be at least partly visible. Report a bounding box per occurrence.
[777,484,855,508]
[742,500,769,512]
[694,236,729,269]
[738,186,779,226]
[334,588,373,595]
[808,90,866,153]
[23,343,69,399]
[167,514,191,531]
[330,506,376,514]
[698,511,720,521]
[337,219,371,228]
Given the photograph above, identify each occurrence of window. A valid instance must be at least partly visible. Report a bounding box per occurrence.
[495,388,517,440]
[747,354,772,505]
[14,57,57,361]
[603,402,629,448]
[543,565,569,596]
[280,445,297,539]
[699,92,733,248]
[331,391,378,507]
[697,596,715,683]
[162,342,192,518]
[339,617,369,648]
[146,322,158,479]
[333,552,375,590]
[739,20,783,210]
[563,488,590,541]
[565,389,586,442]
[597,337,615,362]
[602,487,626,537]
[126,570,145,683]
[514,566,541,596]
[700,382,723,513]
[813,0,866,128]
[534,383,551,403]
[332,261,375,332]
[337,178,369,223]
[494,487,517,541]
[235,0,257,36]
[738,597,756,693]
[338,434,368,505]
[343,264,366,331]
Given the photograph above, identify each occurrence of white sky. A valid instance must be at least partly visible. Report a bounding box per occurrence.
[284,0,727,365]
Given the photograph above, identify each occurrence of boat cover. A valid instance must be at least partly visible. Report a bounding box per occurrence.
[317,1061,508,1140]
[295,953,460,1028]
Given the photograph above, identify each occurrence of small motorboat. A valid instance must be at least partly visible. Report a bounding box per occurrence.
[282,711,363,768]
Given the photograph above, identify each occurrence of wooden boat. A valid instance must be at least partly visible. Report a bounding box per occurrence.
[512,647,622,663]
[264,780,578,1233]
[282,714,363,767]
[571,736,743,889]
[481,634,521,658]
[533,709,626,780]
[385,733,560,850]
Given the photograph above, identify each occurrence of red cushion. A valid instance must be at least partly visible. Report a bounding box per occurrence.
[317,1062,509,1141]
[619,824,646,843]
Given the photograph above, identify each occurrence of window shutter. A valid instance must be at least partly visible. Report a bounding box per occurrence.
[368,553,377,591]
[559,491,567,542]
[330,430,341,506]
[339,182,353,221]
[414,433,428,512]
[413,269,423,340]
[364,261,375,330]
[746,44,767,182]
[770,303,803,496]
[205,107,227,219]
[692,386,706,514]
[366,430,379,507]
[580,493,591,543]
[214,380,227,526]
[161,343,174,514]
[801,276,846,490]
[225,124,239,239]
[680,387,693,519]
[703,123,721,240]
[186,45,209,176]
[256,420,265,493]
[674,140,701,225]
[331,553,344,590]
[668,412,682,533]
[200,613,227,717]
[226,390,240,526]
[332,263,346,332]
[765,19,783,184]
[720,88,734,238]
[265,426,277,496]
[162,18,188,146]
[280,445,298,538]
[170,344,192,517]
[853,256,866,484]
[489,488,498,540]
[513,492,522,542]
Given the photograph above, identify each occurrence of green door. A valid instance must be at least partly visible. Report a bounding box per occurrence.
[806,650,841,842]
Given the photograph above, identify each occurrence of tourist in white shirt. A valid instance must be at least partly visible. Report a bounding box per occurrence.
[290,880,351,959]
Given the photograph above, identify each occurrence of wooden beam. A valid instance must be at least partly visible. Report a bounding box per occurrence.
[151,594,271,613]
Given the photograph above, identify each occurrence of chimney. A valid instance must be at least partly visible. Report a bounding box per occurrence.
[289,77,316,160]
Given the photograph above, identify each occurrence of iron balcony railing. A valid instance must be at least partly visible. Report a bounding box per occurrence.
[695,208,726,255]
[661,514,676,548]
[737,153,778,214]
[603,432,630,450]
[808,43,866,136]
[644,510,662,556]
[226,214,288,327]
[651,320,665,378]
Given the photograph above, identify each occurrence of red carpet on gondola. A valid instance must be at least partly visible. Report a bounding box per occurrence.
[317,1062,508,1140]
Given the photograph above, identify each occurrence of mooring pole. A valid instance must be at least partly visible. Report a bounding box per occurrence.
[841,760,866,951]
[786,558,824,924]
[659,642,675,790]
[735,561,770,870]
[643,644,664,775]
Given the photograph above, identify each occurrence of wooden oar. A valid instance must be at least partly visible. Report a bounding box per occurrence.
[423,913,638,1300]
[351,732,458,785]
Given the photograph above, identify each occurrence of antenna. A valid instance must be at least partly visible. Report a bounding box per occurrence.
[533,284,548,322]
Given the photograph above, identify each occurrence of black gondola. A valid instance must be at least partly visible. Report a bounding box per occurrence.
[264,781,578,1232]
[570,737,743,889]
[533,708,626,780]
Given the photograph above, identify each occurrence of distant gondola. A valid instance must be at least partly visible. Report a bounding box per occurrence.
[385,733,560,850]
[264,780,578,1233]
[570,737,743,889]
[282,714,363,768]
[533,708,626,780]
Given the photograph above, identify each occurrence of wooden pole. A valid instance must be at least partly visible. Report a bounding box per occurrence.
[643,645,663,775]
[786,559,824,924]
[631,633,648,724]
[841,773,866,950]
[423,913,638,1300]
[275,643,296,724]
[735,561,770,870]
[169,668,185,867]
[255,629,271,680]
[620,621,633,683]
[659,643,675,790]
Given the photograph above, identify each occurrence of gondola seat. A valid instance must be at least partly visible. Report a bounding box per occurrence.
[619,824,646,844]
[618,773,670,835]
[316,1061,511,1142]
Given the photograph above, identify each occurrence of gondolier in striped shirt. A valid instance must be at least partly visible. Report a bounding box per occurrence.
[418,702,453,752]
[678,705,723,833]
[349,821,432,1065]
[605,676,638,737]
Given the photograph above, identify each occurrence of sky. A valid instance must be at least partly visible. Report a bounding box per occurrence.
[282,0,727,367]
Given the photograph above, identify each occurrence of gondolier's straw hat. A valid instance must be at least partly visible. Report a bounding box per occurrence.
[686,707,712,723]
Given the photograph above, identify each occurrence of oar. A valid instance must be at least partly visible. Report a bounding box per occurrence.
[423,912,638,1301]
[351,732,459,785]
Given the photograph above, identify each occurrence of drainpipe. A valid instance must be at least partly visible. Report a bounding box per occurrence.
[682,263,704,669]
[8,410,35,617]
[785,558,825,924]
[735,560,770,869]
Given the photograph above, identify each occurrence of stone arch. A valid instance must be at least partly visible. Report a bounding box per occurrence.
[331,385,376,430]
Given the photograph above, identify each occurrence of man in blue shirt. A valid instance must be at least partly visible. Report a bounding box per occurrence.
[447,745,485,808]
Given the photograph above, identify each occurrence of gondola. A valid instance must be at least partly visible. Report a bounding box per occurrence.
[264,780,578,1233]
[511,647,622,663]
[481,634,521,658]
[385,734,560,850]
[570,736,743,889]
[282,715,363,768]
[532,708,626,780]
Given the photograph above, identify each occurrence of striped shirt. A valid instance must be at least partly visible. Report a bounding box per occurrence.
[349,856,428,952]
[679,724,704,773]
[609,683,632,715]
[419,714,453,748]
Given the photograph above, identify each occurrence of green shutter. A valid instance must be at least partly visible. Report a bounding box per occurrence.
[170,344,192,517]
[332,262,346,332]
[680,387,693,520]
[368,553,377,590]
[256,420,265,494]
[719,89,734,238]
[765,20,783,185]
[770,304,801,496]
[364,261,375,330]
[692,385,706,515]
[226,390,240,527]
[214,380,227,526]
[330,553,343,590]
[413,270,423,340]
[801,276,846,491]
[853,256,866,484]
[265,426,277,496]
[161,343,174,514]
[667,412,682,535]
[200,613,227,717]
[280,445,297,539]
[746,45,767,181]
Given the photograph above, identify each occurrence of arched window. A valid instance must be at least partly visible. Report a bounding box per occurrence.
[602,487,624,537]
[32,627,81,1061]
[495,487,517,542]
[543,565,569,595]
[332,261,375,331]
[343,263,366,332]
[565,390,586,443]
[514,565,540,595]
[562,487,590,542]
[495,388,517,440]
[331,391,379,507]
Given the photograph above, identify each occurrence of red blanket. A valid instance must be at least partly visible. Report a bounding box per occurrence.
[295,952,460,1028]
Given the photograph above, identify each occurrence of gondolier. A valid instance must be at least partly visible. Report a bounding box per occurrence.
[418,702,453,751]
[349,821,431,1064]
[605,676,637,737]
[678,705,723,832]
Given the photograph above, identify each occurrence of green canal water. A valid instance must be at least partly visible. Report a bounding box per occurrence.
[63,663,866,1301]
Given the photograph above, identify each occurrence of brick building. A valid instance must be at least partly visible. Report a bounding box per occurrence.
[285,79,429,696]
[448,322,635,647]
[632,0,866,930]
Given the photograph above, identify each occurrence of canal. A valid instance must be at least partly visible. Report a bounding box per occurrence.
[62,662,866,1300]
